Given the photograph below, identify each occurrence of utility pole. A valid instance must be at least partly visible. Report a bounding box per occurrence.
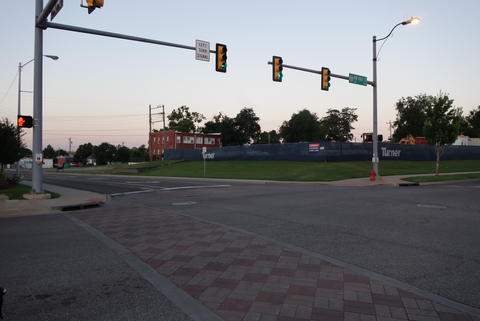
[149,104,152,134]
[386,121,394,141]
[149,104,166,161]
[150,105,166,131]
[68,137,72,153]
[162,105,166,130]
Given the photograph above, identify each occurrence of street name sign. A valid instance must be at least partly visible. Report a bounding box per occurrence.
[50,0,63,21]
[349,73,368,86]
[195,40,210,62]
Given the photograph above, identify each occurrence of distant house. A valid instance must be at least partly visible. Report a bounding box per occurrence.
[86,155,96,166]
[149,130,222,160]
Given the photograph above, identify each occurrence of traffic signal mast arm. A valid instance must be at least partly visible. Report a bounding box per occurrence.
[267,61,375,86]
[44,22,218,54]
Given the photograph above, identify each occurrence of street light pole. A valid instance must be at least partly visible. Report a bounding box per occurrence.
[16,56,58,177]
[371,17,420,177]
[32,0,44,194]
[372,35,379,175]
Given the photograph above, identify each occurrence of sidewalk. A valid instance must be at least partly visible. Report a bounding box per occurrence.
[328,171,480,187]
[0,182,107,218]
[72,205,480,321]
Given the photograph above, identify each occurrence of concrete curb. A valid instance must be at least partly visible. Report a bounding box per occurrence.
[0,181,108,218]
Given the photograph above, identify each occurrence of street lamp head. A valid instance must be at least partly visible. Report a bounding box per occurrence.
[44,55,59,60]
[403,17,421,25]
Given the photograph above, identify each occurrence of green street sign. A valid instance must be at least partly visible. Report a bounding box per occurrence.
[349,73,368,86]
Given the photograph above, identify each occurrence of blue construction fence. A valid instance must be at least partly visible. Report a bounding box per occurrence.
[164,142,480,162]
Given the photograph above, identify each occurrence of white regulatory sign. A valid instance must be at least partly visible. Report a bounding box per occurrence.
[195,40,210,62]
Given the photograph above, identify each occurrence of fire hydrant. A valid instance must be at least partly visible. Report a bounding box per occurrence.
[369,169,376,181]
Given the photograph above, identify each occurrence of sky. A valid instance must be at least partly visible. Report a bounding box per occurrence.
[1,0,479,151]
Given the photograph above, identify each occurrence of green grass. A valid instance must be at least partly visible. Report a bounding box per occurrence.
[137,159,480,181]
[0,183,60,200]
[404,172,480,183]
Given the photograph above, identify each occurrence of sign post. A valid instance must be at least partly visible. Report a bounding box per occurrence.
[202,147,207,177]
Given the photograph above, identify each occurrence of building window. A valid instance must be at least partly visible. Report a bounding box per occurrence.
[176,136,181,143]
[183,136,194,144]
[205,137,214,145]
[196,136,203,144]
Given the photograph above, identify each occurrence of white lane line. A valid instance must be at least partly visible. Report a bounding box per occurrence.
[172,201,197,206]
[417,204,447,209]
[110,189,155,197]
[161,185,231,191]
[125,181,164,184]
[103,181,164,189]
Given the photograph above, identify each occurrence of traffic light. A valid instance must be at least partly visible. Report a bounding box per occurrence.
[215,43,227,73]
[17,115,33,128]
[85,0,103,14]
[272,56,283,82]
[321,67,331,91]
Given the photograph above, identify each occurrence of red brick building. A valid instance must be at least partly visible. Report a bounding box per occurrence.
[149,130,222,160]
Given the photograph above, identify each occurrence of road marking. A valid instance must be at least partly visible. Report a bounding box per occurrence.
[171,201,197,206]
[161,185,231,191]
[110,189,155,197]
[417,204,447,209]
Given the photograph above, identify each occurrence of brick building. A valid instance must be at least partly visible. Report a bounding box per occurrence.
[149,130,222,160]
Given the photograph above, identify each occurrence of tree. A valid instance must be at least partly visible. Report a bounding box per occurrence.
[167,105,205,133]
[255,130,281,144]
[279,109,325,143]
[461,106,480,138]
[94,143,117,165]
[74,143,94,164]
[320,107,358,142]
[43,144,56,159]
[234,108,261,144]
[130,145,149,162]
[116,145,130,163]
[19,147,32,158]
[56,149,69,157]
[0,118,23,172]
[203,113,243,146]
[423,93,461,175]
[392,95,433,142]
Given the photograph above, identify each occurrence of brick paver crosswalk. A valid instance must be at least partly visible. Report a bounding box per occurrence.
[75,208,479,321]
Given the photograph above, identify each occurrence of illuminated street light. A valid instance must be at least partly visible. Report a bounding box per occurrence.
[371,18,420,177]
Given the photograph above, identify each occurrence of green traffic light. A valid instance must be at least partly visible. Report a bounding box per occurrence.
[278,73,283,79]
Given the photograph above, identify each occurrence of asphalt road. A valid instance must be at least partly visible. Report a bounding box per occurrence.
[0,214,193,321]
[5,170,480,312]
[18,170,236,195]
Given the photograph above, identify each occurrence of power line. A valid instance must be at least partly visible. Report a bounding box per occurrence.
[0,71,18,108]
[47,113,148,119]
[44,128,146,132]
[43,133,147,136]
